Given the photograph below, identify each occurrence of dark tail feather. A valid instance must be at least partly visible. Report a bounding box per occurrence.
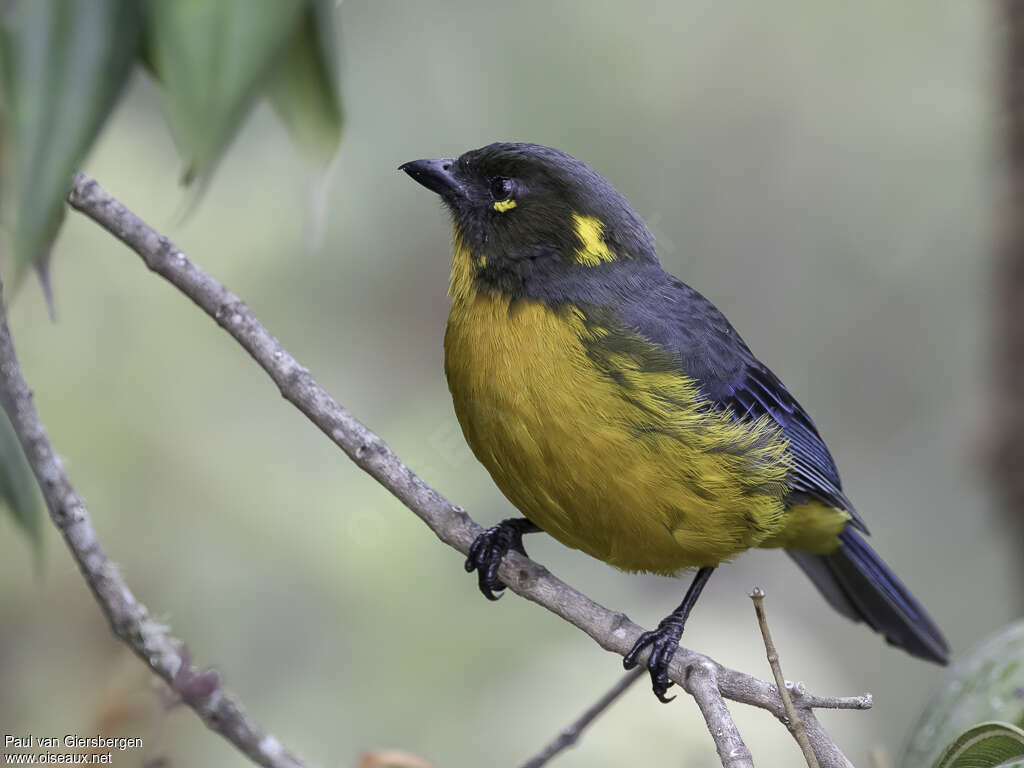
[788,528,949,664]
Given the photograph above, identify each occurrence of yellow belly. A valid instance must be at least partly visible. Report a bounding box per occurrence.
[444,283,808,574]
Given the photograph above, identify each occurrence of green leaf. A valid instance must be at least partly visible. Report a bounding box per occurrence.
[0,0,141,286]
[267,0,343,162]
[931,722,1024,768]
[904,621,1024,768]
[0,407,41,549]
[142,0,307,183]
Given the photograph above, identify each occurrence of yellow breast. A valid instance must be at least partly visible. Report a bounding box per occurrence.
[443,245,795,574]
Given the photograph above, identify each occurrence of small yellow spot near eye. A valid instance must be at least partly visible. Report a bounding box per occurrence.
[572,213,618,266]
[493,199,517,212]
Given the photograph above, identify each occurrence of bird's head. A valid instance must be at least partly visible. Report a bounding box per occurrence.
[401,142,658,300]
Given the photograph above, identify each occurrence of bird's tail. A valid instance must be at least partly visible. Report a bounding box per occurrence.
[788,528,949,664]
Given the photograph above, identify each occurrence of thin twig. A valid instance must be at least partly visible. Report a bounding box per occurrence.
[749,587,820,768]
[66,172,868,768]
[0,285,311,768]
[684,661,754,768]
[792,688,872,711]
[520,667,643,768]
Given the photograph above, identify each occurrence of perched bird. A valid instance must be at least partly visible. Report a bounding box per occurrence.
[401,142,949,701]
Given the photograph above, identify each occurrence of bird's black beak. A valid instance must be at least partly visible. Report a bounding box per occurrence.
[400,158,466,201]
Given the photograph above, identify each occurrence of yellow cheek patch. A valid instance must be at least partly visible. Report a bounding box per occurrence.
[572,213,619,266]
[492,199,517,212]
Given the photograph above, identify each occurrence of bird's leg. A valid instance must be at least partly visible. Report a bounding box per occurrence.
[465,517,542,600]
[623,566,715,702]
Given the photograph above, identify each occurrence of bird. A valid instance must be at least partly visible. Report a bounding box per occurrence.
[400,142,949,701]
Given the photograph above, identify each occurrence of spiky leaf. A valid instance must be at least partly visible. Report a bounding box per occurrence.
[267,0,342,162]
[0,0,141,286]
[142,0,307,183]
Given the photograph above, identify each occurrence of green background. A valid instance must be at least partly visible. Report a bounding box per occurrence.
[0,1,1011,766]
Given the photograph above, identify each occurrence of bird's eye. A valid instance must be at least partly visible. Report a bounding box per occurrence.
[489,177,514,200]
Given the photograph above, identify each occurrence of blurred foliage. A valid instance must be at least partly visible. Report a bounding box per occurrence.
[905,622,1024,767]
[930,722,1024,768]
[0,0,140,286]
[0,0,342,545]
[267,0,344,163]
[0,0,342,289]
[143,0,341,183]
[142,0,306,185]
[0,408,40,549]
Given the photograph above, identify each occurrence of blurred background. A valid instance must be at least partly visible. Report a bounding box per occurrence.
[0,1,1012,766]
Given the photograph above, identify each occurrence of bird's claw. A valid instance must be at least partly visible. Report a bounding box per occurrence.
[623,620,684,703]
[465,519,530,600]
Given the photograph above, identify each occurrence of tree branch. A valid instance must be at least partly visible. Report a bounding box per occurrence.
[520,668,643,768]
[750,587,819,768]
[684,661,754,767]
[0,285,311,768]
[65,172,868,767]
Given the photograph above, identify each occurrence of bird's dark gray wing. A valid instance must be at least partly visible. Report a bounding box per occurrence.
[615,272,867,533]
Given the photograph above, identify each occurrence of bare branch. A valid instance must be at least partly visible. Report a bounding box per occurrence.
[792,687,872,711]
[750,587,819,768]
[0,286,311,768]
[798,712,856,768]
[683,661,754,768]
[66,172,868,767]
[520,668,643,768]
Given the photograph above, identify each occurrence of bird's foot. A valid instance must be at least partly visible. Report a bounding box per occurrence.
[622,617,685,703]
[464,518,535,600]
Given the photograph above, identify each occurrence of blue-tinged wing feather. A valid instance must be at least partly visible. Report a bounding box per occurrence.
[612,271,867,533]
